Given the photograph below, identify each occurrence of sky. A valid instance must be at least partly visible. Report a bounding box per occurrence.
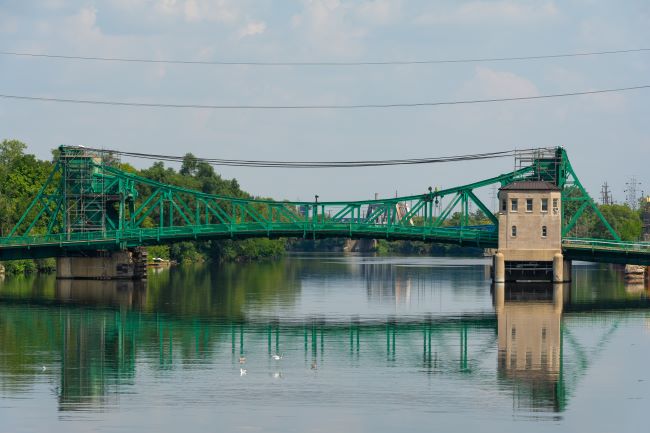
[1,0,649,206]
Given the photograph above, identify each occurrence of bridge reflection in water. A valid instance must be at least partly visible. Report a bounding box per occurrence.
[0,262,647,414]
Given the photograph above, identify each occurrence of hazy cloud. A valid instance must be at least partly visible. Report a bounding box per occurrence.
[460,67,540,99]
[416,1,559,25]
[238,20,267,38]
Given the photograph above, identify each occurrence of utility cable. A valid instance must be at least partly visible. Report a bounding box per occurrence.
[1,47,649,66]
[1,85,648,110]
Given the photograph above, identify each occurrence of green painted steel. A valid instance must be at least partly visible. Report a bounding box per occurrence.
[0,145,648,264]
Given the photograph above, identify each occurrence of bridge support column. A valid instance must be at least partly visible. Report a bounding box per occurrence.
[563,259,572,283]
[57,248,147,280]
[553,253,571,283]
[493,252,505,283]
[493,282,505,314]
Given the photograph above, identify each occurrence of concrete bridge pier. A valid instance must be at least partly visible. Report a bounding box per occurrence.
[553,253,572,284]
[493,252,505,283]
[56,247,147,280]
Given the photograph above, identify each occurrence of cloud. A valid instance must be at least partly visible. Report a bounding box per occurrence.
[544,67,627,114]
[0,13,19,33]
[451,67,541,124]
[356,0,402,25]
[237,20,266,38]
[62,7,102,41]
[291,0,365,56]
[580,91,627,113]
[460,66,539,99]
[416,1,559,25]
[290,0,399,57]
[110,0,239,23]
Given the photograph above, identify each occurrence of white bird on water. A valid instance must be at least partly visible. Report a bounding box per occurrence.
[271,353,283,361]
[41,366,47,372]
[240,368,247,376]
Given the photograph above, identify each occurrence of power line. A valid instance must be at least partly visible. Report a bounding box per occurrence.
[85,147,546,168]
[1,47,650,66]
[1,85,649,110]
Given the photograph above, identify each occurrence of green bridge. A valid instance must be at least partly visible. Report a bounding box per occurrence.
[1,145,649,266]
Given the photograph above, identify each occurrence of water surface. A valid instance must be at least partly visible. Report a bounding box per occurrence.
[1,254,649,432]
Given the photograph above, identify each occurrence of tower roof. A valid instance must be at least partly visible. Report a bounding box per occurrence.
[499,181,560,191]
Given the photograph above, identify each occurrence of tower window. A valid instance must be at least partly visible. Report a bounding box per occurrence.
[511,199,518,212]
[542,225,547,237]
[501,199,507,212]
[526,198,533,212]
[511,225,517,237]
[541,198,548,212]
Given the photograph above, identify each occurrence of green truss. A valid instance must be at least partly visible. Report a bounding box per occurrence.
[0,145,644,263]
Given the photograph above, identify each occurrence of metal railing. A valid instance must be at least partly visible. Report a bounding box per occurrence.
[563,237,650,252]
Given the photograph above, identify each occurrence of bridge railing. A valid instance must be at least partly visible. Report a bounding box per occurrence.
[562,238,650,252]
[0,221,498,249]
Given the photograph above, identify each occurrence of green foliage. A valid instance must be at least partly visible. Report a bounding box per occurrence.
[147,245,171,261]
[206,238,286,262]
[287,237,346,252]
[3,259,38,274]
[0,140,58,274]
[445,209,491,227]
[594,204,642,241]
[375,239,483,257]
[170,242,204,265]
[34,258,56,272]
[0,140,54,237]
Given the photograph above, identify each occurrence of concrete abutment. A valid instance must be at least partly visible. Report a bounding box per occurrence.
[56,247,147,280]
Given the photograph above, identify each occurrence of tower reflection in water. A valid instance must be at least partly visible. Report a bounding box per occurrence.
[494,282,567,412]
[56,279,147,309]
[56,280,145,410]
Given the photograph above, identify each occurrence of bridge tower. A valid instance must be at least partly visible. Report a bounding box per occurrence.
[493,181,570,283]
[56,147,147,280]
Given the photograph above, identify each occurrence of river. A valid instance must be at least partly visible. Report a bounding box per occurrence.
[0,254,648,432]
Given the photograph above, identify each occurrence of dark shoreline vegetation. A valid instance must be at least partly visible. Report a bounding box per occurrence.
[0,139,644,275]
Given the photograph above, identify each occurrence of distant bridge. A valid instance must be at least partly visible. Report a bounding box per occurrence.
[0,146,648,265]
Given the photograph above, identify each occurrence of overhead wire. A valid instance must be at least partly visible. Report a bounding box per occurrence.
[1,47,649,66]
[84,147,552,168]
[1,85,649,110]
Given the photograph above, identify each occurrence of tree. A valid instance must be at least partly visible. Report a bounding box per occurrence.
[594,204,642,241]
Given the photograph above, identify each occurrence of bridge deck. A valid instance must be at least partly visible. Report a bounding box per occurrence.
[1,221,649,265]
[0,223,498,260]
[562,238,650,266]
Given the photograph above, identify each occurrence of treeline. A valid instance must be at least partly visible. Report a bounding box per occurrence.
[564,202,644,241]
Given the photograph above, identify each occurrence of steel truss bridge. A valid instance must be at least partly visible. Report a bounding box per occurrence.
[1,145,649,264]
